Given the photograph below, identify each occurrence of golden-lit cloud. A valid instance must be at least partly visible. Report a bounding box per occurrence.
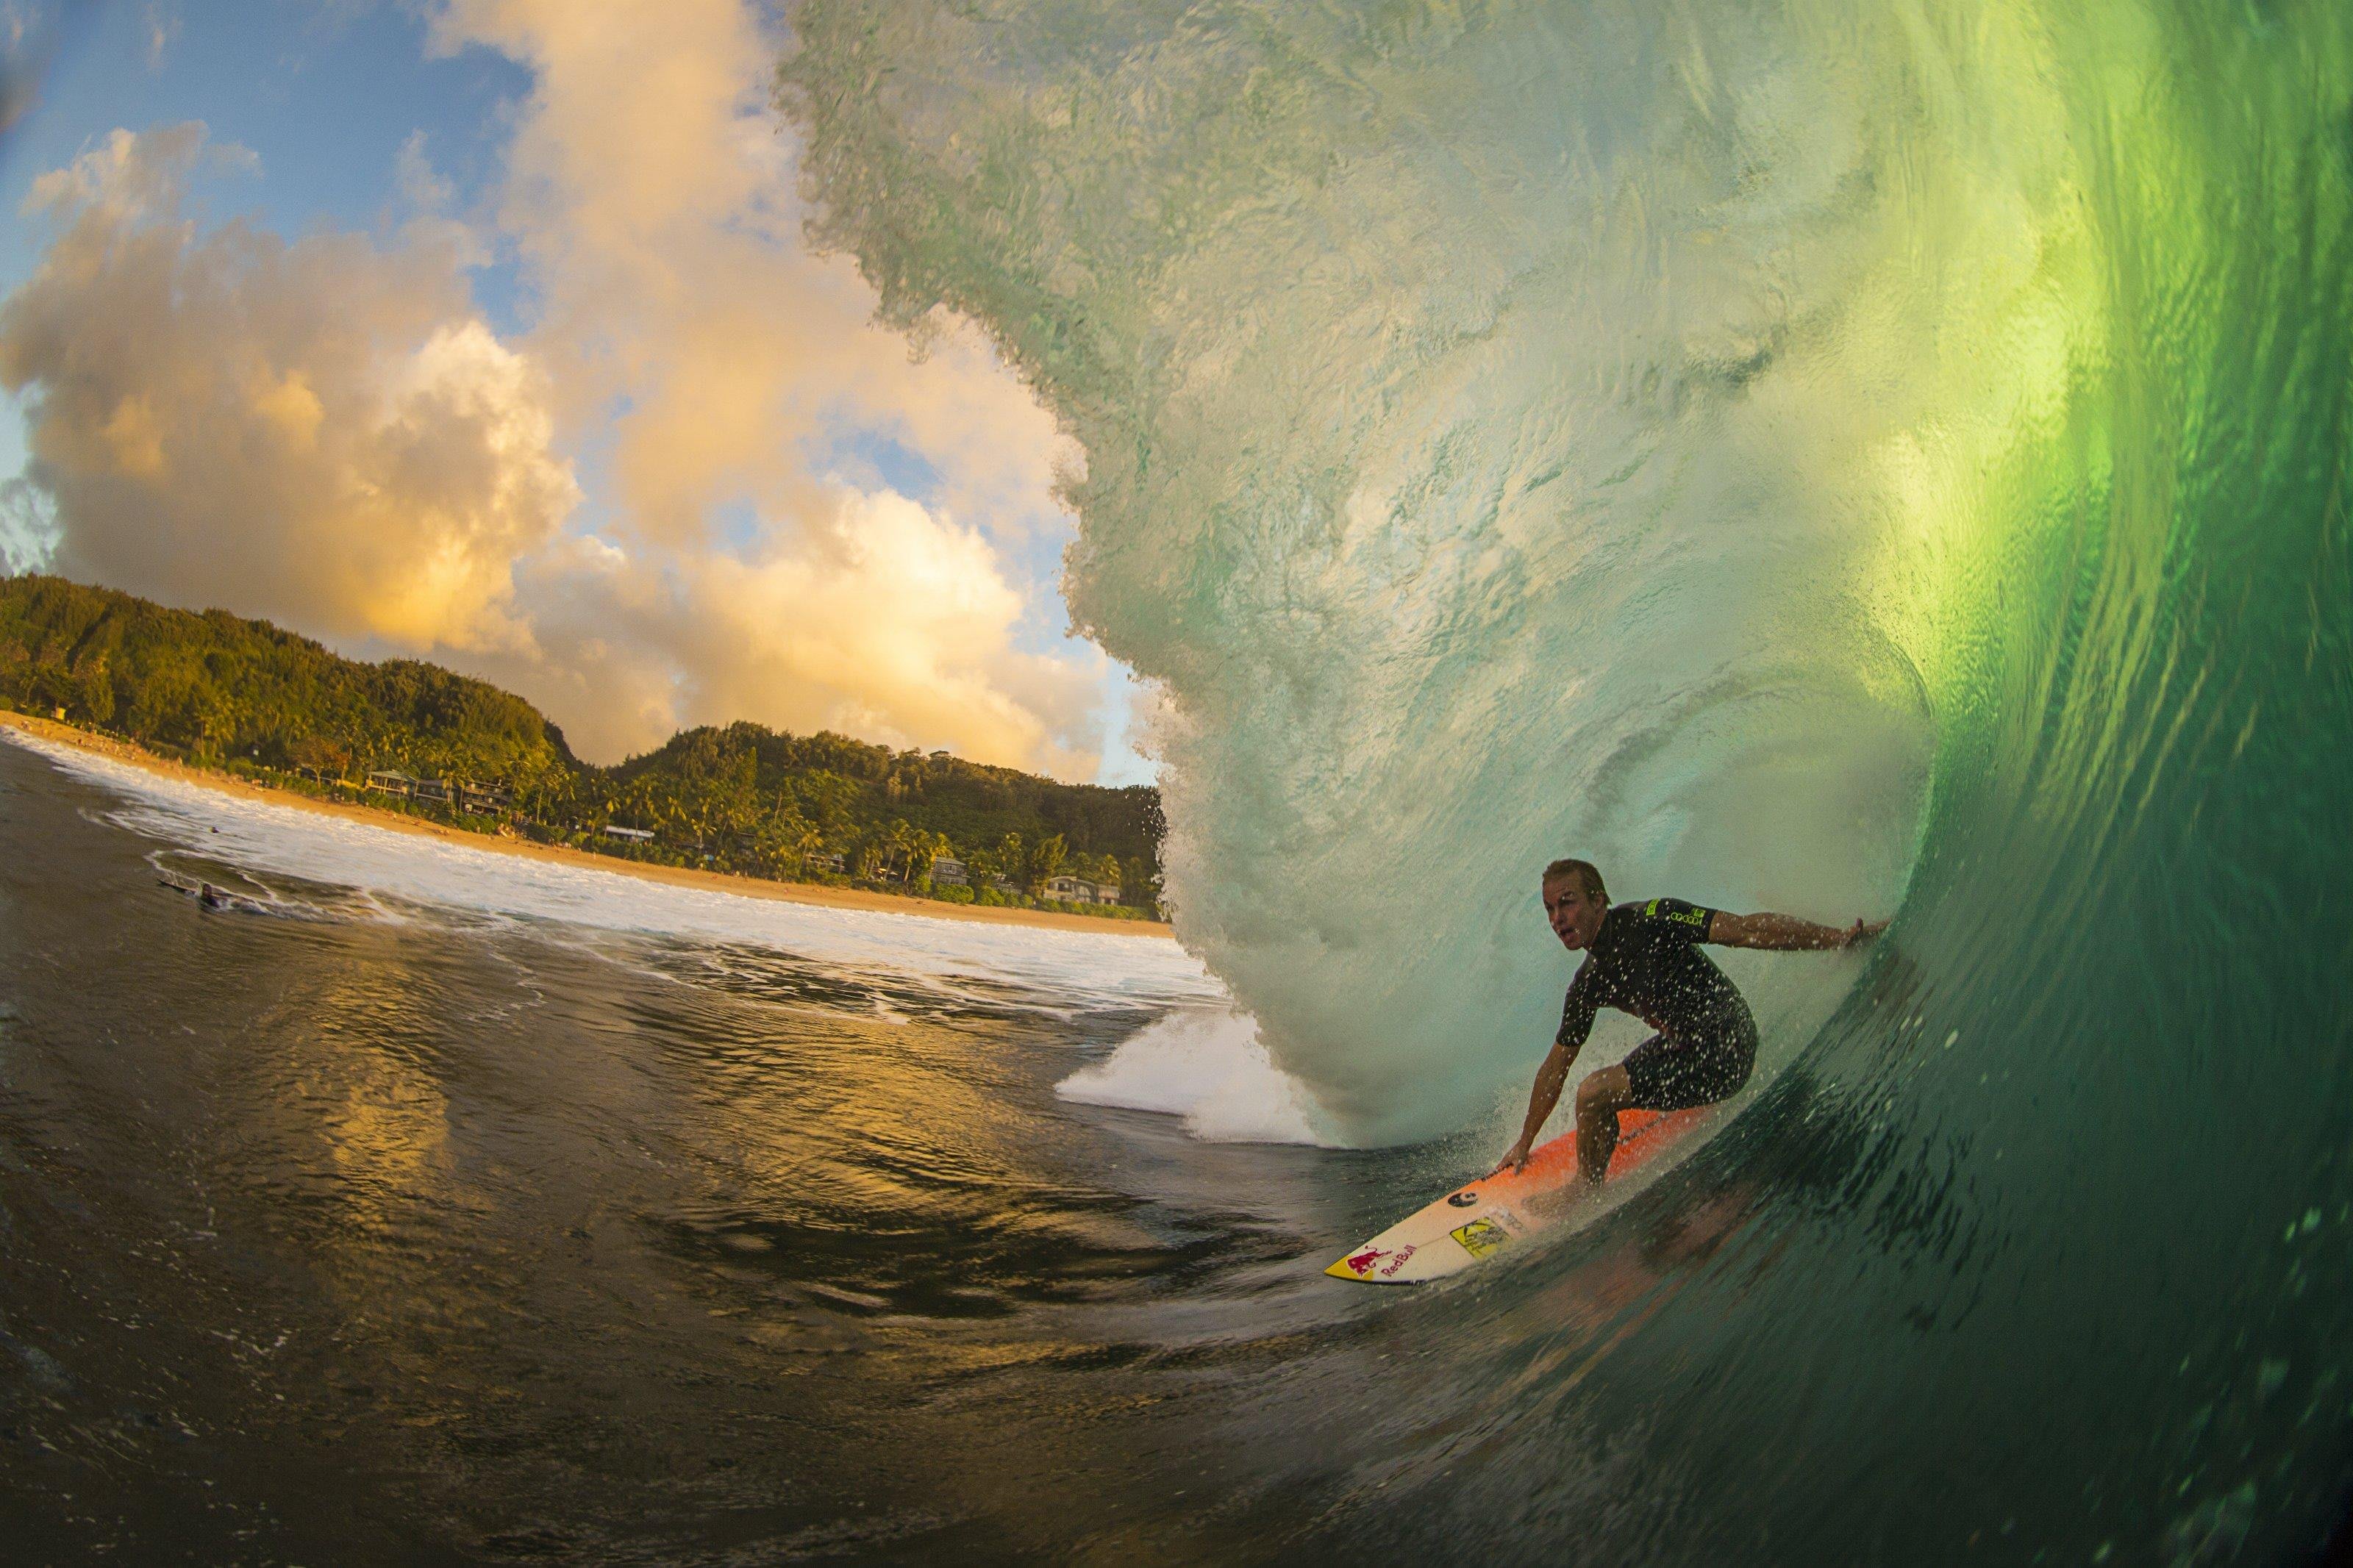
[488,493,1100,771]
[428,0,1073,543]
[1,123,573,656]
[0,3,1108,777]
[674,492,1099,773]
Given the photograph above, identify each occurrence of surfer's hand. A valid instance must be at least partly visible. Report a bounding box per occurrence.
[1490,1138,1532,1178]
[1841,918,1888,949]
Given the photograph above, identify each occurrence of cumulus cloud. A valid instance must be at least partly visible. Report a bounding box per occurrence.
[0,3,1108,776]
[488,493,1101,771]
[428,0,1074,545]
[1,123,573,654]
[674,493,1099,769]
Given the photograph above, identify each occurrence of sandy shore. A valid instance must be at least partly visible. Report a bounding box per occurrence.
[0,710,1175,939]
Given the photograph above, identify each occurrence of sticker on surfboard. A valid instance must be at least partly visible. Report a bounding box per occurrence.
[1449,1217,1513,1259]
[1335,1242,1421,1280]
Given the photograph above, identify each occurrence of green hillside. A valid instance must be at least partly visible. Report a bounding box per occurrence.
[0,573,1163,912]
[0,574,574,791]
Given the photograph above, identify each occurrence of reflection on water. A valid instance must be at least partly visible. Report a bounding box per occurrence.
[0,745,1431,1561]
[0,742,1935,1564]
[0,741,1991,1565]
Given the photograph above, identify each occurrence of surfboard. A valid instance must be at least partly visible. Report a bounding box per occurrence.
[1324,1106,1712,1283]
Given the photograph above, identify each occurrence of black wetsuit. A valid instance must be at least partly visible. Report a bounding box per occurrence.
[1557,898,1758,1111]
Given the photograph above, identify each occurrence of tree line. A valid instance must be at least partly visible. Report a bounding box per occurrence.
[0,573,1163,914]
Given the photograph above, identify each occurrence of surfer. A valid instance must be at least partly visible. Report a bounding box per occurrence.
[1492,859,1886,1185]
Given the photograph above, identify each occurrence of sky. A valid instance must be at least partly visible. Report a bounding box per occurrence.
[0,0,1155,785]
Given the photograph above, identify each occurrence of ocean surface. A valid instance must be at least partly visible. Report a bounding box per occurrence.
[0,734,1399,1560]
[8,0,2353,1559]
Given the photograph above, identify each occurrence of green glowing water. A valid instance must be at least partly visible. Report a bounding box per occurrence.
[783,0,2353,1554]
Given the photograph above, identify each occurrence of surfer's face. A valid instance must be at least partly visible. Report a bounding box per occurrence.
[1543,877,1606,951]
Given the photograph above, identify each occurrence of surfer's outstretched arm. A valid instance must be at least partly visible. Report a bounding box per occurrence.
[1710,912,1888,951]
[1496,963,1603,1175]
[1493,1041,1576,1176]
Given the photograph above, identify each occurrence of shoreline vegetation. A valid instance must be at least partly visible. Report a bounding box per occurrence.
[0,574,1174,937]
[0,709,1174,938]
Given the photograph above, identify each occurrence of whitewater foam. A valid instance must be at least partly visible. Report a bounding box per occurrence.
[1056,1010,1335,1146]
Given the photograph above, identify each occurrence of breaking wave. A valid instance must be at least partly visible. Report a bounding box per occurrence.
[782,0,2353,1556]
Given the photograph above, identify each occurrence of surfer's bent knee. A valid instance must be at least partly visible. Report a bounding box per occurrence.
[1576,1065,1629,1115]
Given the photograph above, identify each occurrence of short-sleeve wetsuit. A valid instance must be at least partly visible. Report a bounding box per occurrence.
[1557,898,1759,1111]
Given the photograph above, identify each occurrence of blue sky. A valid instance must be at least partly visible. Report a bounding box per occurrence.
[4,4,522,287]
[0,0,1151,784]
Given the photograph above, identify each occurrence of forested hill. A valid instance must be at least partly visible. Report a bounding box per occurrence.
[0,573,1163,903]
[0,573,573,788]
[604,723,1162,889]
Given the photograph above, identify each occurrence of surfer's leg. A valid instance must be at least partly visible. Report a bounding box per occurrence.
[1574,1064,1633,1186]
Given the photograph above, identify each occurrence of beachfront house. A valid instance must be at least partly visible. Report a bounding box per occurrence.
[412,778,453,805]
[929,857,968,887]
[1043,874,1121,906]
[365,770,415,798]
[602,824,654,844]
[457,781,511,815]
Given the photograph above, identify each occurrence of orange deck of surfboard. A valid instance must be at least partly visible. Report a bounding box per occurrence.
[1326,1107,1712,1283]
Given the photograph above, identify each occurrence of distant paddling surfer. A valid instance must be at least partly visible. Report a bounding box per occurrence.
[1492,859,1887,1185]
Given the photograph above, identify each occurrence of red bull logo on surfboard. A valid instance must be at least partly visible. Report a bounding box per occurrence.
[1340,1243,1418,1278]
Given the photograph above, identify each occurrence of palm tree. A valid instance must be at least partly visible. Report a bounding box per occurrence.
[1030,833,1068,894]
[882,817,919,882]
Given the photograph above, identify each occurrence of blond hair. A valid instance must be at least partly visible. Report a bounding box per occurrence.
[1541,857,1607,902]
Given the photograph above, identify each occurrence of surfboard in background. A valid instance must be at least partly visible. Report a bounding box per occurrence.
[1326,1106,1713,1284]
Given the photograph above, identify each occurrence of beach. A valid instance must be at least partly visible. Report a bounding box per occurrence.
[0,709,1174,939]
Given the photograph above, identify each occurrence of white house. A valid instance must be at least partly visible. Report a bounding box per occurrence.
[602,824,654,843]
[929,857,968,887]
